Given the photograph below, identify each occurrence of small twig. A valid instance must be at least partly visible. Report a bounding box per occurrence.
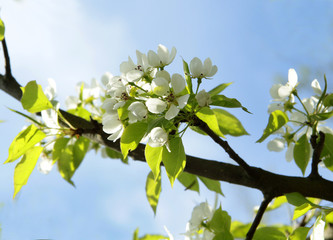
[309,131,325,179]
[197,118,253,176]
[1,38,12,77]
[246,194,274,240]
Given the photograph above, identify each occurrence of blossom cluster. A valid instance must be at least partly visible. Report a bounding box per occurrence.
[266,68,333,162]
[101,44,217,146]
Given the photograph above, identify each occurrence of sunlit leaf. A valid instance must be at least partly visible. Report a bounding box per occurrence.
[145,145,163,180]
[293,203,312,220]
[21,80,53,113]
[253,227,286,240]
[162,137,186,187]
[105,147,127,163]
[310,111,333,121]
[0,18,5,41]
[213,108,249,136]
[196,107,225,138]
[285,192,313,207]
[256,110,289,143]
[13,146,43,198]
[121,122,147,158]
[209,207,231,234]
[199,176,223,196]
[73,136,90,169]
[293,134,310,175]
[210,94,251,113]
[209,82,233,96]
[67,106,91,121]
[145,171,161,215]
[5,125,46,163]
[177,172,199,193]
[230,221,252,239]
[323,93,333,107]
[288,227,310,240]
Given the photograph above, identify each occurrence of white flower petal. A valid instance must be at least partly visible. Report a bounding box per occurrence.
[190,57,203,78]
[152,77,170,96]
[168,47,177,64]
[288,68,298,87]
[203,58,213,76]
[177,94,190,109]
[165,104,180,120]
[157,44,169,65]
[311,79,322,95]
[126,69,143,82]
[146,98,167,114]
[207,65,218,77]
[285,143,294,162]
[171,73,186,95]
[267,138,285,152]
[148,50,160,67]
[278,85,293,98]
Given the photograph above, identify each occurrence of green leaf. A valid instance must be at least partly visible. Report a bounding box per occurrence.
[0,18,5,41]
[67,107,91,121]
[209,82,233,96]
[162,137,186,187]
[310,111,333,121]
[133,228,139,240]
[210,94,251,113]
[145,171,161,215]
[21,80,53,113]
[53,138,75,186]
[323,93,333,107]
[293,203,312,220]
[13,146,43,198]
[199,176,223,196]
[147,117,170,134]
[253,227,286,240]
[285,192,312,207]
[326,211,333,224]
[177,172,199,193]
[8,108,44,127]
[104,147,127,163]
[139,234,169,240]
[230,221,251,239]
[196,107,225,138]
[256,110,289,143]
[121,122,148,158]
[288,227,310,240]
[293,134,311,175]
[183,59,193,94]
[213,108,249,136]
[212,232,234,240]
[5,125,46,163]
[73,137,90,169]
[117,100,132,121]
[265,196,287,212]
[322,134,333,171]
[145,145,163,180]
[209,207,231,234]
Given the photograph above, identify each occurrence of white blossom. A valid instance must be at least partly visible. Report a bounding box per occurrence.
[102,113,124,142]
[277,68,298,99]
[195,90,212,107]
[128,101,148,123]
[148,44,177,68]
[146,98,167,114]
[38,153,54,174]
[152,77,170,96]
[311,79,322,96]
[190,57,217,78]
[147,127,168,148]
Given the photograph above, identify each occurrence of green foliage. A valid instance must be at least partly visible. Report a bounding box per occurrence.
[145,145,163,180]
[104,147,127,163]
[208,82,233,97]
[292,203,312,220]
[293,134,311,175]
[67,106,91,121]
[265,196,287,212]
[162,137,186,187]
[5,124,46,163]
[213,108,249,136]
[121,122,148,158]
[196,107,225,137]
[20,81,53,113]
[323,93,333,107]
[183,59,193,94]
[133,228,168,240]
[322,133,333,171]
[210,95,251,113]
[257,110,289,143]
[198,176,223,196]
[209,207,233,240]
[288,227,310,240]
[13,146,43,198]
[253,227,286,240]
[230,221,251,239]
[177,172,200,193]
[145,171,161,215]
[0,18,5,41]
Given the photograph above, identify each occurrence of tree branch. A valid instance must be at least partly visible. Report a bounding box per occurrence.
[246,194,273,240]
[309,131,325,179]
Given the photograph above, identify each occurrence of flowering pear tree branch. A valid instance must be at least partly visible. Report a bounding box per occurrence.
[309,131,325,179]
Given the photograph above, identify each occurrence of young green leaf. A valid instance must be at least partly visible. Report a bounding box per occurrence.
[5,124,46,163]
[210,94,251,113]
[104,147,127,163]
[292,203,312,220]
[310,111,333,121]
[196,107,225,138]
[230,221,252,239]
[121,122,148,158]
[177,172,199,193]
[322,134,333,171]
[0,18,5,41]
[199,176,223,196]
[162,137,186,187]
[73,137,90,169]
[208,82,233,96]
[183,59,193,94]
[67,107,91,121]
[253,227,286,240]
[288,227,310,240]
[8,108,44,127]
[264,196,287,212]
[293,134,311,175]
[256,110,289,143]
[13,146,43,198]
[145,145,163,180]
[323,93,333,107]
[212,108,249,136]
[285,192,313,207]
[21,80,53,113]
[145,171,161,215]
[209,207,232,234]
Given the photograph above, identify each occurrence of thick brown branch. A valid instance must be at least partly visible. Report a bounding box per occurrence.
[309,131,325,179]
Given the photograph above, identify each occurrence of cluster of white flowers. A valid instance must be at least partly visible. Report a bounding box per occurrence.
[101,44,217,145]
[266,68,333,161]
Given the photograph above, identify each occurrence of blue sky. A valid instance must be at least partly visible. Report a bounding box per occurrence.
[0,0,333,239]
